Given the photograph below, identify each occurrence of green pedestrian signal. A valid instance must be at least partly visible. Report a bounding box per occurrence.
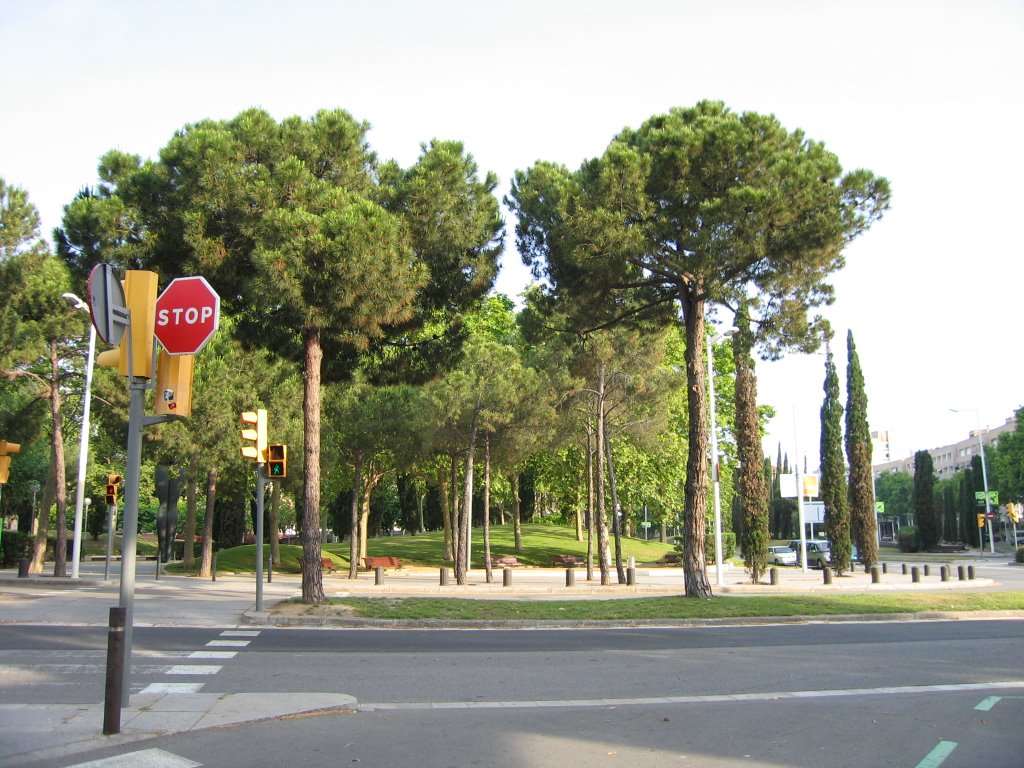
[267,444,287,478]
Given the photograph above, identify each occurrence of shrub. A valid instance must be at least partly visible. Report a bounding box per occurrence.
[1016,546,1024,564]
[898,526,920,553]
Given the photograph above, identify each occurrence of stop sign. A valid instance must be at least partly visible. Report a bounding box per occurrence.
[154,276,221,355]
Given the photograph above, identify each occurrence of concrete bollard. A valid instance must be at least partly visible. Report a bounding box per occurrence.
[968,565,975,580]
[375,566,384,585]
[504,568,512,587]
[871,566,880,584]
[958,565,966,581]
[940,566,949,582]
[823,567,832,585]
[440,567,449,586]
[911,566,920,583]
[565,568,574,587]
[770,567,778,586]
[627,567,636,586]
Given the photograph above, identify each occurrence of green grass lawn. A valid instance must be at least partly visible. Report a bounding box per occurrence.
[277,591,1024,621]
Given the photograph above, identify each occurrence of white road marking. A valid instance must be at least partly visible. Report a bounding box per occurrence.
[205,639,250,647]
[64,747,202,768]
[219,630,259,637]
[359,680,1024,711]
[166,665,222,675]
[188,650,237,659]
[139,682,206,694]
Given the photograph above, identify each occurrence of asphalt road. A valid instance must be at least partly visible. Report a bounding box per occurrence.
[5,619,1023,767]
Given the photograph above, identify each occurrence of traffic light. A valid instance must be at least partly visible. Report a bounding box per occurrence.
[977,513,986,528]
[93,271,158,378]
[155,349,194,417]
[1008,503,1020,524]
[0,441,20,485]
[240,409,268,463]
[105,474,123,506]
[267,444,288,478]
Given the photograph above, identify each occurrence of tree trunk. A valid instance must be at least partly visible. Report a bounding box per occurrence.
[349,452,363,579]
[359,467,384,565]
[483,435,493,584]
[586,426,595,582]
[679,281,712,597]
[575,457,584,542]
[596,366,611,586]
[457,423,477,585]
[183,476,197,569]
[416,486,426,534]
[605,427,626,584]
[511,473,523,553]
[198,468,217,579]
[301,328,325,603]
[50,339,69,577]
[439,466,452,561]
[29,460,56,573]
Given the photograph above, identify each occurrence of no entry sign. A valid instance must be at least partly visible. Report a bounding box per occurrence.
[154,276,221,355]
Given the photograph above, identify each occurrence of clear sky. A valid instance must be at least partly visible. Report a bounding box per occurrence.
[2,0,1021,467]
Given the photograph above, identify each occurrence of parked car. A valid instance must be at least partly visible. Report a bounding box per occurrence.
[766,545,797,566]
[788,539,832,569]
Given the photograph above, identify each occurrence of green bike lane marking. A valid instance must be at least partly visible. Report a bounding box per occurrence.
[914,741,957,768]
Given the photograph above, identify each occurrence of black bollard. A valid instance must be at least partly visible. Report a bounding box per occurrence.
[911,566,920,583]
[871,566,880,584]
[17,558,29,578]
[958,565,965,580]
[823,567,832,585]
[923,564,930,577]
[940,566,949,582]
[504,568,512,587]
[627,567,636,586]
[902,563,908,575]
[565,568,574,587]
[770,567,778,586]
[439,567,449,586]
[103,607,126,735]
[882,562,888,574]
[968,565,975,580]
[375,566,384,585]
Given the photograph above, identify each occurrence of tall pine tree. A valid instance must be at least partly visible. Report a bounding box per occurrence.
[913,450,938,549]
[820,346,851,574]
[844,330,877,567]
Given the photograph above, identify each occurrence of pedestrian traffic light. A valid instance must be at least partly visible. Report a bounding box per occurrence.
[155,349,194,417]
[977,513,985,528]
[105,474,123,506]
[240,409,268,463]
[0,441,21,485]
[267,444,287,478]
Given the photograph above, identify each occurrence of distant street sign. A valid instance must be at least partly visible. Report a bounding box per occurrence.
[154,276,220,355]
[875,501,885,514]
[986,512,996,520]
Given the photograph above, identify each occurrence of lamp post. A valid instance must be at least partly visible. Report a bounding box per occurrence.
[63,292,97,579]
[707,328,736,587]
[950,408,995,555]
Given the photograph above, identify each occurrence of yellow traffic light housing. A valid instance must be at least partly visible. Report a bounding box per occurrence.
[0,441,20,484]
[1008,503,1020,524]
[105,474,123,506]
[155,350,194,417]
[241,409,268,463]
[977,513,986,528]
[267,444,288,478]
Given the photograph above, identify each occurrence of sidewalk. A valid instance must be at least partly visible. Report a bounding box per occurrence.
[0,558,1015,767]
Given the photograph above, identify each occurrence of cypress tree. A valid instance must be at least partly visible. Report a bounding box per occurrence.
[914,450,937,549]
[820,347,851,574]
[844,330,877,567]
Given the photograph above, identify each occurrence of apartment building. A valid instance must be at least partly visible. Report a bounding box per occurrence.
[873,415,1018,478]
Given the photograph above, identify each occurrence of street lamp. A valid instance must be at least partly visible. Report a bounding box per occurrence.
[949,408,995,555]
[63,292,97,579]
[707,327,736,587]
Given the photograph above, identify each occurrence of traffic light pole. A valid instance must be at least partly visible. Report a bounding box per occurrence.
[118,373,146,705]
[255,462,265,612]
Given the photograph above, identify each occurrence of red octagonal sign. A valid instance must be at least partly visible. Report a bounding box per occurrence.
[154,276,221,355]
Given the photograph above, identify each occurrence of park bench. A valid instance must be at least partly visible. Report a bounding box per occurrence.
[321,557,338,573]
[659,552,682,565]
[364,556,403,570]
[488,555,521,568]
[551,554,580,567]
